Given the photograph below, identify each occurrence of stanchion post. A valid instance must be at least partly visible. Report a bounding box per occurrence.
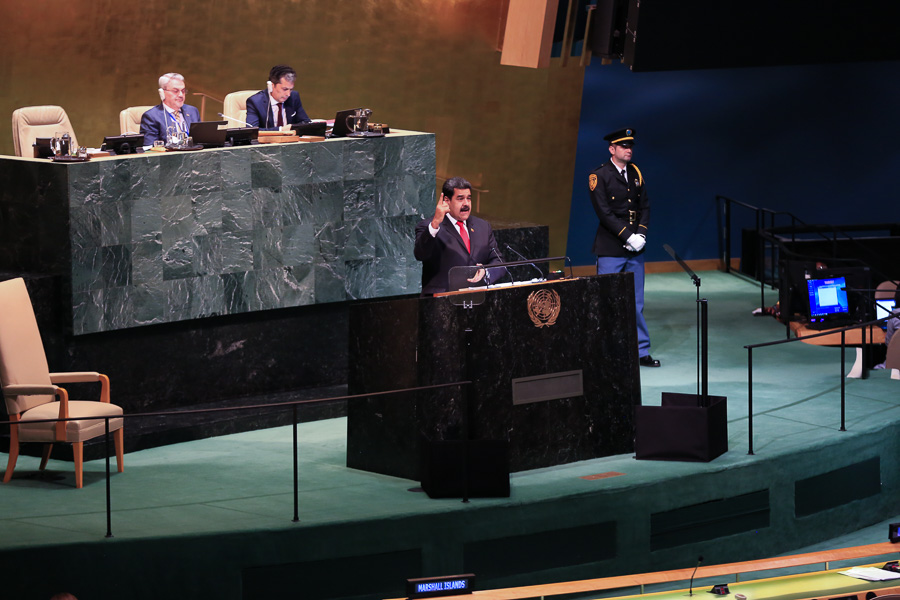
[105,417,113,538]
[840,331,846,432]
[701,299,709,404]
[293,404,300,522]
[747,348,754,455]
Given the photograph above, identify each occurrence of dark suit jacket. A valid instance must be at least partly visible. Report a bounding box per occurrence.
[139,103,201,145]
[245,90,311,130]
[588,160,650,257]
[414,214,504,295]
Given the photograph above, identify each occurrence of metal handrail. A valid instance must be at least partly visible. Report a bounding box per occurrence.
[718,196,898,336]
[718,195,807,311]
[743,314,896,455]
[1,380,470,537]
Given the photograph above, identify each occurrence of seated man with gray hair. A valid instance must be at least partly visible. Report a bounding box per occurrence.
[140,72,202,145]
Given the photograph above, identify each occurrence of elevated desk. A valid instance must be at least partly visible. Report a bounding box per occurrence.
[0,133,556,451]
[0,130,436,334]
[609,567,900,600]
[346,274,642,480]
[386,542,900,600]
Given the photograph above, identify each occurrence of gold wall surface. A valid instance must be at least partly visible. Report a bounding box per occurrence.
[0,0,585,257]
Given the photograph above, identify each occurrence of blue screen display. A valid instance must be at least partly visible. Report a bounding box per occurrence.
[807,276,849,318]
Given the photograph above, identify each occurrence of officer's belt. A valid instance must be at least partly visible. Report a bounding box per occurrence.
[615,211,641,224]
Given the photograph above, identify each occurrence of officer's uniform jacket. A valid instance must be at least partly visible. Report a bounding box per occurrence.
[588,161,649,257]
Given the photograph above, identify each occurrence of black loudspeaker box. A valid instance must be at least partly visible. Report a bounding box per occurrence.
[420,438,510,498]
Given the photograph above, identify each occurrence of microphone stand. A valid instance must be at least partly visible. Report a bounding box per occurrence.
[688,555,703,596]
[218,112,252,127]
[663,244,708,406]
[504,244,546,281]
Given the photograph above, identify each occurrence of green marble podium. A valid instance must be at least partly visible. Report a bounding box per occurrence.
[0,131,435,334]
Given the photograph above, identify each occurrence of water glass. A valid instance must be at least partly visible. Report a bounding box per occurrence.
[166,125,180,146]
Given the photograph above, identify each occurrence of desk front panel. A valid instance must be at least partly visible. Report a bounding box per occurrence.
[0,131,435,334]
[791,322,886,346]
[602,566,900,600]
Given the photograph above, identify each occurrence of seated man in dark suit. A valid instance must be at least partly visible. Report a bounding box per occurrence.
[140,73,202,145]
[246,64,312,130]
[414,177,505,295]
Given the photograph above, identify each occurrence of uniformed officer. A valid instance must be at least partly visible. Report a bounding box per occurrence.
[588,128,659,367]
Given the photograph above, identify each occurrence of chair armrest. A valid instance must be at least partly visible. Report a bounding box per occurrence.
[2,384,60,396]
[3,384,71,441]
[49,372,102,383]
[49,372,111,403]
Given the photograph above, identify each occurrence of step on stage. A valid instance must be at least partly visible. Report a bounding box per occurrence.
[2,272,900,600]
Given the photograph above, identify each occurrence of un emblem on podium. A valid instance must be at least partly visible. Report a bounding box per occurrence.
[527,288,561,328]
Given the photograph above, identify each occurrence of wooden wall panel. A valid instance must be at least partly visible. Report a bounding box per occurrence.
[0,0,584,258]
[500,0,559,69]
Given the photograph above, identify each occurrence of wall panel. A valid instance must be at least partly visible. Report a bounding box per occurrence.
[1,0,585,258]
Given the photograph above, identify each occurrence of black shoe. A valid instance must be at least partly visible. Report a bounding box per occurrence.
[639,355,661,367]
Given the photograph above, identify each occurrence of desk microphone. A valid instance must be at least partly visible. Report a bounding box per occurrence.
[688,555,703,596]
[218,113,252,128]
[505,244,544,281]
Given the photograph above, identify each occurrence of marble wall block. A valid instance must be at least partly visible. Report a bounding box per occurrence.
[1,132,436,334]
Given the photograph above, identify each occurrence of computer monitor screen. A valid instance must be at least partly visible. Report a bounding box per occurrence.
[329,108,362,138]
[876,299,896,320]
[225,127,258,146]
[189,120,228,148]
[807,276,849,319]
[102,133,145,155]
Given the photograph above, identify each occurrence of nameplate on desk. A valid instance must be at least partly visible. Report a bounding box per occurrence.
[406,574,474,598]
[511,370,583,405]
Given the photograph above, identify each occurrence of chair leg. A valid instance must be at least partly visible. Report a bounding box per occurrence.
[39,444,54,471]
[3,423,19,483]
[73,442,83,489]
[115,427,125,473]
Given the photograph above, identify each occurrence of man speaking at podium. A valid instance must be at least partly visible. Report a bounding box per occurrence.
[414,177,505,296]
[246,64,312,130]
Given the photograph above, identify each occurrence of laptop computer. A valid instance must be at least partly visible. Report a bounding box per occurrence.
[102,133,145,155]
[225,127,259,146]
[291,121,327,137]
[876,298,896,328]
[32,138,53,159]
[189,120,228,148]
[329,108,362,138]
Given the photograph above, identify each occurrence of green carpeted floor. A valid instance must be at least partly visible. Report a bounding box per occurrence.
[2,270,899,600]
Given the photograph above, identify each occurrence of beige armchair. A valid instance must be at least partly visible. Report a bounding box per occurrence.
[887,333,900,379]
[222,90,258,127]
[119,105,153,135]
[0,278,124,488]
[876,280,898,301]
[11,105,79,157]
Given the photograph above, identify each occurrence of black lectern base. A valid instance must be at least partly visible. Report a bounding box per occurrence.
[420,438,510,498]
[634,392,728,462]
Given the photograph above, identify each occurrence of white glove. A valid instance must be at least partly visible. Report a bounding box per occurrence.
[626,233,646,252]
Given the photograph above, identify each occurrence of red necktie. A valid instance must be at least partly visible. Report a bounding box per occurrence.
[276,102,284,127]
[457,220,470,253]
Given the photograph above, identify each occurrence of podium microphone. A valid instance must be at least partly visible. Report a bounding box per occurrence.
[688,555,703,596]
[504,244,544,281]
[486,246,507,285]
[218,112,252,128]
